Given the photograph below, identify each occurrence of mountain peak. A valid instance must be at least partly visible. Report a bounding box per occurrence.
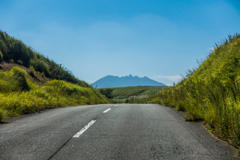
[92,75,166,88]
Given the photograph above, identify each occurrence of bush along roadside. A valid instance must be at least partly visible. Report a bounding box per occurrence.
[0,67,109,122]
[146,34,240,148]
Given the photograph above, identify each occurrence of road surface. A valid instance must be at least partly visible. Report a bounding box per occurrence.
[0,104,238,160]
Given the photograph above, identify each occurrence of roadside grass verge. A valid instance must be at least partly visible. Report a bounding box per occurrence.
[0,67,109,121]
[146,33,240,147]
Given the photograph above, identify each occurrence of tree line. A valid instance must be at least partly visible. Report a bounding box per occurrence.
[0,30,90,88]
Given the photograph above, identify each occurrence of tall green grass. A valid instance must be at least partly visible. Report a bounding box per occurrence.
[146,34,240,146]
[0,67,109,121]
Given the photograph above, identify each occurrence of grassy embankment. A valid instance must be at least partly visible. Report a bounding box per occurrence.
[0,31,109,121]
[99,86,167,103]
[0,30,89,87]
[146,34,240,147]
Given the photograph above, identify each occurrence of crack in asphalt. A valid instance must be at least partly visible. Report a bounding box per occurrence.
[48,136,72,160]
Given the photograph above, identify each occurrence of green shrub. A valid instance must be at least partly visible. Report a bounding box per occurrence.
[0,108,4,122]
[30,59,50,77]
[0,51,3,63]
[99,88,113,99]
[10,59,14,63]
[17,60,23,65]
[12,67,30,91]
[29,65,35,72]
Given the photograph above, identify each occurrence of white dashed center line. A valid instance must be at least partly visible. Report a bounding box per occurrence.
[103,108,111,113]
[73,120,96,138]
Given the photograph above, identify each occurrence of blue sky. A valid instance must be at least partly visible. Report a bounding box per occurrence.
[0,0,240,86]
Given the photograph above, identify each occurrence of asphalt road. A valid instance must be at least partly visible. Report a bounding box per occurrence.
[0,104,238,160]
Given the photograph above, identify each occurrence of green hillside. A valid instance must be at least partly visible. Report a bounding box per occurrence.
[0,31,109,121]
[99,86,167,102]
[0,30,89,87]
[146,34,240,146]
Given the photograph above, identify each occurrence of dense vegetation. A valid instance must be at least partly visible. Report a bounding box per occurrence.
[146,34,240,147]
[99,86,167,103]
[0,67,109,121]
[99,88,114,99]
[0,30,110,121]
[0,30,89,87]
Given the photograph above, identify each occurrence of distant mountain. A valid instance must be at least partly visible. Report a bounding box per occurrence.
[92,75,166,88]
